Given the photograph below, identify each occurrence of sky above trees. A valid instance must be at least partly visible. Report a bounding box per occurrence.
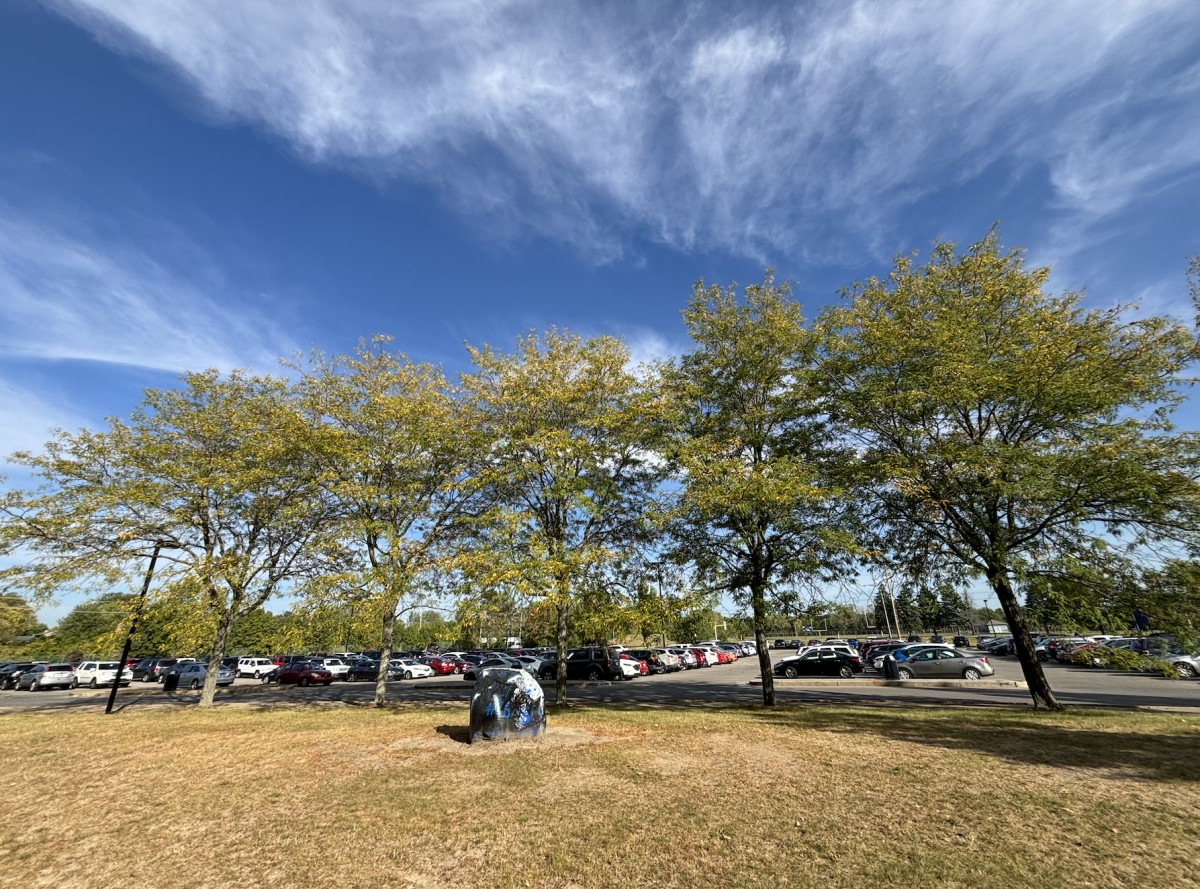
[3,1,1200,622]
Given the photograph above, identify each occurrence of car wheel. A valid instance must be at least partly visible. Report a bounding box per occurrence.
[1175,663,1196,678]
[141,674,150,683]
[963,668,982,680]
[838,666,854,678]
[783,666,798,679]
[190,679,200,690]
[587,667,602,681]
[88,678,96,689]
[897,668,914,680]
[404,671,412,680]
[253,671,260,680]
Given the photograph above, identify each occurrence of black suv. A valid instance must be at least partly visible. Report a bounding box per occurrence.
[565,647,625,681]
[0,662,38,689]
[952,636,970,648]
[132,658,184,682]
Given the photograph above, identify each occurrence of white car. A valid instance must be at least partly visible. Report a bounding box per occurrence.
[391,658,435,680]
[236,657,276,679]
[308,657,350,679]
[652,649,682,670]
[616,655,640,679]
[72,661,133,689]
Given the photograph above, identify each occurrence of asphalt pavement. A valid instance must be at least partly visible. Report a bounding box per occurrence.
[2,649,1198,714]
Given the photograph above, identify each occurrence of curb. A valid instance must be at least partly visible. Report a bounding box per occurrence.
[751,678,1027,689]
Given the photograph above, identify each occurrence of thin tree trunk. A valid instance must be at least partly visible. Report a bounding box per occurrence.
[554,601,569,707]
[374,606,396,708]
[199,608,237,708]
[751,581,776,706]
[987,565,1062,710]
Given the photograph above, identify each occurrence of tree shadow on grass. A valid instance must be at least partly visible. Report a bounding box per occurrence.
[748,707,1200,783]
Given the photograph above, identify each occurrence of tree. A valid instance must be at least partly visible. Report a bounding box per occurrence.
[819,230,1200,708]
[664,274,855,704]
[297,339,480,706]
[461,329,663,705]
[2,371,332,706]
[0,593,42,644]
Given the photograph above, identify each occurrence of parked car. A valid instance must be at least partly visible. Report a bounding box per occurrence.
[307,657,351,680]
[952,636,970,648]
[895,649,993,680]
[72,661,133,689]
[133,658,193,683]
[773,650,863,679]
[392,658,435,680]
[623,649,668,674]
[463,657,524,682]
[345,659,402,682]
[277,663,334,686]
[18,664,76,691]
[561,647,625,681]
[928,634,946,644]
[906,635,923,643]
[0,663,41,689]
[173,662,236,689]
[236,657,277,679]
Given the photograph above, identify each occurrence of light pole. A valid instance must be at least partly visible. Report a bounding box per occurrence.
[106,543,163,715]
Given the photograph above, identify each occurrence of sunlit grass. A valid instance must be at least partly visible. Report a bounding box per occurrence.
[1,704,1197,888]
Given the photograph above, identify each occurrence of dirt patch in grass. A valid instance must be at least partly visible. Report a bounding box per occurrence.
[1,705,1197,889]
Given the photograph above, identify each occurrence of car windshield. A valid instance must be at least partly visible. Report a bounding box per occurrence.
[99,663,120,669]
[48,665,73,672]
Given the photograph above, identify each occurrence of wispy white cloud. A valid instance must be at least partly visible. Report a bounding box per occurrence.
[0,202,292,372]
[43,0,1200,262]
[0,377,87,464]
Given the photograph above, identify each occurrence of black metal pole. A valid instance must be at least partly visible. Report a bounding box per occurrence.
[105,543,161,715]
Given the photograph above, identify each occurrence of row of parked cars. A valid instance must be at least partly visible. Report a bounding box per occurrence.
[770,637,996,680]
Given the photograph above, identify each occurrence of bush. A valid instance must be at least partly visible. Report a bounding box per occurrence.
[1072,645,1178,678]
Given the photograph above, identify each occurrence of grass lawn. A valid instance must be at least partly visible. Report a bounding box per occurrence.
[1,703,1198,888]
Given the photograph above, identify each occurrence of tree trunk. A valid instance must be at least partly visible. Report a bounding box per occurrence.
[199,608,237,708]
[554,601,569,707]
[374,606,396,708]
[751,581,776,706]
[987,565,1062,710]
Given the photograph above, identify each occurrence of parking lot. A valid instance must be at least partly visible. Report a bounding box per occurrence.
[2,647,1198,713]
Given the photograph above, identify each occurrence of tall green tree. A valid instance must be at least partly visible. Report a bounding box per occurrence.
[665,274,855,704]
[462,329,663,705]
[1,371,332,706]
[819,230,1200,708]
[298,338,481,706]
[0,593,42,644]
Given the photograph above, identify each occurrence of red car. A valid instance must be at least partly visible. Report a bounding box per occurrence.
[421,657,461,675]
[277,663,334,686]
[691,648,712,667]
[620,653,649,676]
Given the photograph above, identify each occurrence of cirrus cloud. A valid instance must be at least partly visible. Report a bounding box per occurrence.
[43,0,1200,262]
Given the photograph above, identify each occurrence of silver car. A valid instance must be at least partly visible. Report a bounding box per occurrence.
[174,662,236,689]
[895,648,994,680]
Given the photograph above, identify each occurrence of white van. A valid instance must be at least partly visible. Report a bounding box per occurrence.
[236,657,276,679]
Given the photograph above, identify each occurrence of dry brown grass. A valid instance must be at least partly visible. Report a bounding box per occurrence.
[1,703,1198,889]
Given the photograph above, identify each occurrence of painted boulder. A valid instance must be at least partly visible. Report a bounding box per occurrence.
[469,668,546,743]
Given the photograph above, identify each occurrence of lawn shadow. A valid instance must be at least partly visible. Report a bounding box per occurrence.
[749,707,1200,783]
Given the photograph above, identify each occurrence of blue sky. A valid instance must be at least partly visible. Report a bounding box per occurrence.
[4,0,1200,624]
